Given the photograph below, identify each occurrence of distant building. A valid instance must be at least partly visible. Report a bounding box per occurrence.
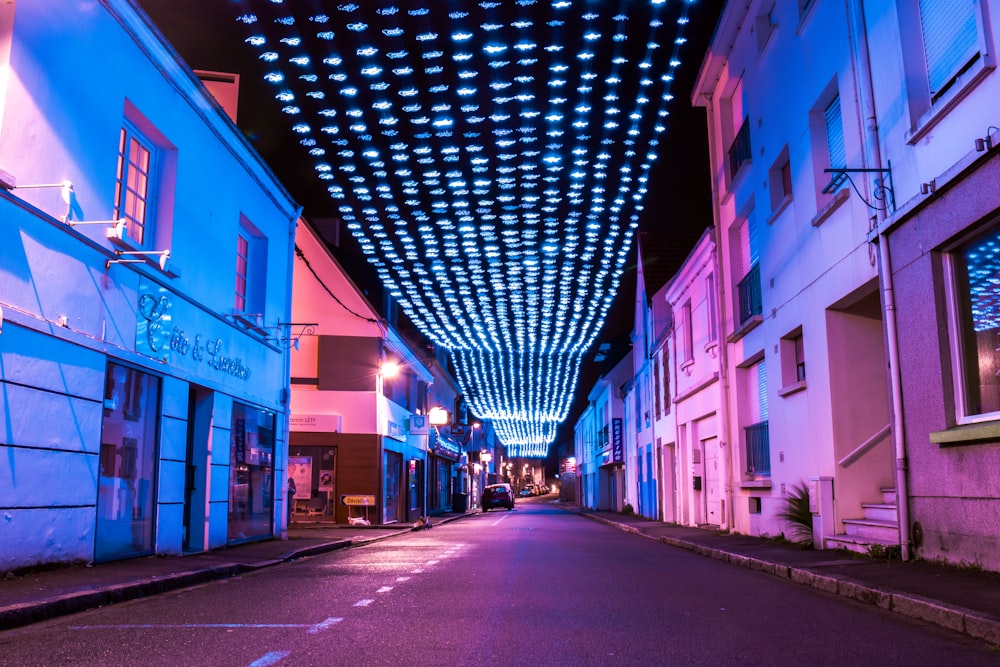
[0,1,298,570]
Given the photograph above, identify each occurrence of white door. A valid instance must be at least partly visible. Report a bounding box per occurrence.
[703,437,721,527]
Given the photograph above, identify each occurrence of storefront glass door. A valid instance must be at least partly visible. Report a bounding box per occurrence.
[96,362,159,562]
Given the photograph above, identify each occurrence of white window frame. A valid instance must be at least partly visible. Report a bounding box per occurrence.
[114,122,156,247]
[944,222,1000,424]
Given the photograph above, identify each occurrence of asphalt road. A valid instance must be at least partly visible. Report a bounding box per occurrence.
[0,500,997,666]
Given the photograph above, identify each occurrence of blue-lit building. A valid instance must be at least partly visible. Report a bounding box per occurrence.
[0,0,298,570]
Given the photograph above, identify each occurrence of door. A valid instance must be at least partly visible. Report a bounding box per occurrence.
[184,386,213,552]
[703,436,721,527]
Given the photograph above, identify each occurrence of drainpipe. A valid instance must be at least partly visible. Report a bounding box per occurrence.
[712,244,736,534]
[281,208,303,539]
[847,0,911,560]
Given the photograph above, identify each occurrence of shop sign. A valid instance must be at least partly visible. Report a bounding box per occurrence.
[135,282,254,381]
[409,414,429,435]
[386,420,406,441]
[612,418,624,463]
[341,495,375,506]
[289,413,342,432]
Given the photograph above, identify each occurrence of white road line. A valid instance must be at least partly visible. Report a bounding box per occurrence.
[376,586,393,593]
[354,599,374,607]
[246,651,290,667]
[69,623,306,630]
[426,559,439,565]
[396,576,411,582]
[307,617,343,634]
[411,568,424,573]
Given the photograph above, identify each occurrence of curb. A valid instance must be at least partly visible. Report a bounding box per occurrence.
[568,508,1000,648]
[0,511,478,631]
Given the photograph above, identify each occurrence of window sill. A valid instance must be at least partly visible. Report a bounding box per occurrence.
[906,60,994,146]
[929,421,1000,447]
[727,314,763,343]
[777,380,807,397]
[810,188,849,227]
[740,479,772,489]
[767,195,792,226]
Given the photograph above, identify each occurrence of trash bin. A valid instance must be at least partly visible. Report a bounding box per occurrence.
[452,492,467,513]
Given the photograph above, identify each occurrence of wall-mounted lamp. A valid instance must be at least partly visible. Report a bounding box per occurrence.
[428,406,450,426]
[7,180,74,221]
[381,360,401,378]
[975,127,998,152]
[106,249,171,273]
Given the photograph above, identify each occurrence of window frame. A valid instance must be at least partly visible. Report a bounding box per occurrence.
[945,221,1000,424]
[114,122,157,247]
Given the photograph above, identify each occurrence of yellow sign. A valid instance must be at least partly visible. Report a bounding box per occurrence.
[341,495,376,506]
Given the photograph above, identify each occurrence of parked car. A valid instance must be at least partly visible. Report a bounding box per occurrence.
[518,487,533,498]
[482,483,515,511]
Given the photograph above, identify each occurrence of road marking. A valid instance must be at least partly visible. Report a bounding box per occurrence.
[69,623,306,630]
[426,559,439,565]
[307,617,343,634]
[376,586,393,593]
[490,514,509,527]
[396,576,410,582]
[354,599,374,607]
[411,568,424,573]
[246,651,291,667]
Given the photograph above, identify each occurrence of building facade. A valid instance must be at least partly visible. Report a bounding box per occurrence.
[688,0,1000,570]
[0,0,298,570]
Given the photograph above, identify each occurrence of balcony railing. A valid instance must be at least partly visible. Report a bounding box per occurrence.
[737,263,762,325]
[745,420,771,475]
[728,119,752,178]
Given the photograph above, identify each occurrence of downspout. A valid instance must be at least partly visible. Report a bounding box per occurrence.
[847,1,911,560]
[281,208,303,538]
[712,244,736,533]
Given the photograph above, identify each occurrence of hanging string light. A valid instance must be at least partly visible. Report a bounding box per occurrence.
[235,1,696,457]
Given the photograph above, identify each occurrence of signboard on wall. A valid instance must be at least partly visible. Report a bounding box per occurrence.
[409,414,429,435]
[288,456,312,499]
[289,413,342,432]
[612,418,624,464]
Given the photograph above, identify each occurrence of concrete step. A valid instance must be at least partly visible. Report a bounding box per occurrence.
[861,502,898,523]
[824,533,899,556]
[880,487,897,505]
[843,517,899,541]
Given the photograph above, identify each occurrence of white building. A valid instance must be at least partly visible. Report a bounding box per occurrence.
[661,228,728,530]
[691,0,1000,570]
[0,1,298,569]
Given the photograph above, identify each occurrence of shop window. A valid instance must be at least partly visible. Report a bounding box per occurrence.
[228,402,276,542]
[948,223,1000,420]
[96,362,160,562]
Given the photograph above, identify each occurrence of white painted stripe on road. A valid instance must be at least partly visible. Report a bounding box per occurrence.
[411,568,424,573]
[396,576,410,582]
[69,623,306,630]
[307,617,343,634]
[426,559,439,565]
[246,651,291,667]
[354,599,374,607]
[376,586,393,593]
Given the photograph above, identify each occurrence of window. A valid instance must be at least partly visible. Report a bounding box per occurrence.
[235,216,268,318]
[661,345,671,415]
[734,210,762,326]
[824,96,845,170]
[949,224,1000,420]
[653,354,662,420]
[229,402,276,542]
[779,327,806,392]
[768,146,793,214]
[743,358,771,475]
[681,300,694,364]
[728,117,752,180]
[755,1,778,53]
[706,273,719,344]
[898,0,990,134]
[114,123,155,246]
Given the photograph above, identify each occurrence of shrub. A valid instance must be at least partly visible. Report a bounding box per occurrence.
[777,482,813,548]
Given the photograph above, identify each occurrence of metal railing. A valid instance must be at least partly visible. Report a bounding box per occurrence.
[745,420,771,475]
[737,263,762,325]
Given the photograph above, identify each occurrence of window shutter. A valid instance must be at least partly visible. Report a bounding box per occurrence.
[825,96,845,169]
[738,212,759,277]
[919,0,978,96]
[747,361,769,423]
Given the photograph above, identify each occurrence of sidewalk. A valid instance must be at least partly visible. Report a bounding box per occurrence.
[565,505,1000,647]
[2,504,999,648]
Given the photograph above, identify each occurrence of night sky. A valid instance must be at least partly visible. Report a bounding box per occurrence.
[138,0,722,465]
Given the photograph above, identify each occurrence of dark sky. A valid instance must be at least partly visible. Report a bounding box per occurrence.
[139,1,721,465]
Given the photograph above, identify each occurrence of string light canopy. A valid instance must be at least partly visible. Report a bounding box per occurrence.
[235,0,696,457]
